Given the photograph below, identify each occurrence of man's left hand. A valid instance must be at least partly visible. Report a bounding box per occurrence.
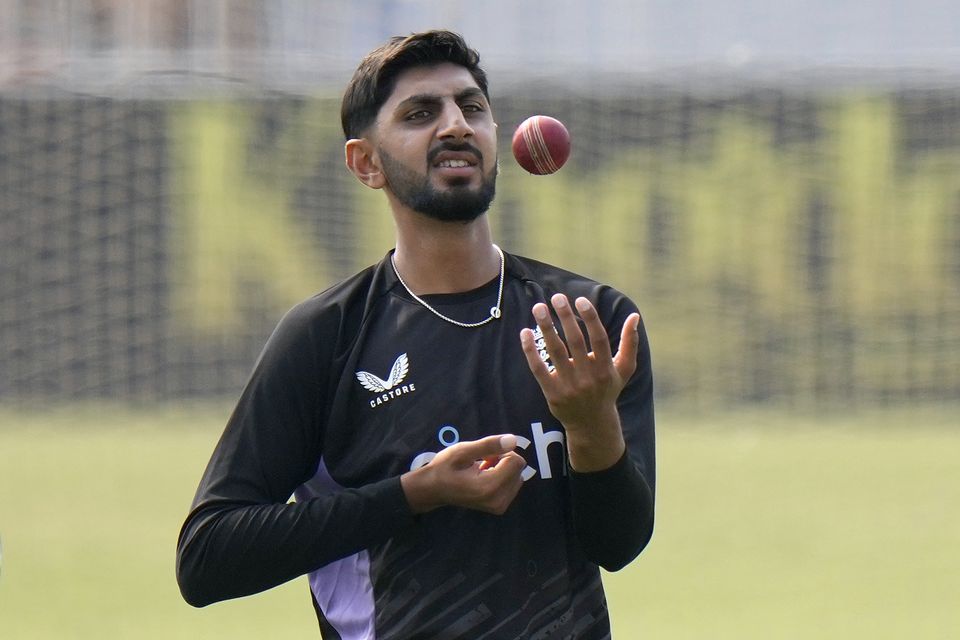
[519,293,640,471]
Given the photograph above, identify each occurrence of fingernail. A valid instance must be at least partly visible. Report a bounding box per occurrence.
[533,305,548,320]
[575,297,590,312]
[500,434,517,450]
[551,294,567,308]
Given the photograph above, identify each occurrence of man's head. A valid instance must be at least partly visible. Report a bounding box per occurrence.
[341,30,489,141]
[342,31,497,223]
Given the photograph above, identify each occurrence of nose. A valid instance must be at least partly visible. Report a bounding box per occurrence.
[437,102,474,140]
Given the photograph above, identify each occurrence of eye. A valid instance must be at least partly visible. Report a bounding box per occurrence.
[461,102,484,114]
[406,109,433,122]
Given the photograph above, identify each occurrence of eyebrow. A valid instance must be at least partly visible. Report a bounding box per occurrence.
[394,87,488,114]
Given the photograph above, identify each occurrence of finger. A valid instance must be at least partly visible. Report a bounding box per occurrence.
[452,434,518,463]
[532,302,571,371]
[478,456,497,471]
[520,327,555,388]
[573,297,613,364]
[478,449,524,471]
[484,451,526,474]
[551,293,589,362]
[480,456,525,514]
[483,452,526,486]
[612,312,641,381]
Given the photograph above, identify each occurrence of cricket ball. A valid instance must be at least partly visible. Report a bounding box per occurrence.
[511,115,571,175]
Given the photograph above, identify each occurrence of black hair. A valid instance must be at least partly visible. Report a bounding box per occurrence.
[340,30,489,140]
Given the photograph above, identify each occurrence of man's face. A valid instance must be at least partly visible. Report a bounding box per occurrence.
[371,62,498,222]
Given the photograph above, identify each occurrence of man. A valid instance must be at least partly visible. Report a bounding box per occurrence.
[177,30,655,639]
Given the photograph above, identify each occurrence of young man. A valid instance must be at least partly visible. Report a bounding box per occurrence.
[177,30,655,639]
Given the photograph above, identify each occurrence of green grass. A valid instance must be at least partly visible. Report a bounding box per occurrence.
[1,405,958,638]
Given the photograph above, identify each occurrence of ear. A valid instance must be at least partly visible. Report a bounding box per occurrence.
[345,138,386,189]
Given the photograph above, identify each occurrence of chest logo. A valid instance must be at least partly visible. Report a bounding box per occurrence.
[356,353,409,391]
[357,353,416,408]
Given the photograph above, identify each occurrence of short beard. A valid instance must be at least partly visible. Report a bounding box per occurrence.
[379,145,497,223]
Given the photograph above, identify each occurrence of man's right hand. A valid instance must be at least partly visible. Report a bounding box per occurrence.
[400,434,526,515]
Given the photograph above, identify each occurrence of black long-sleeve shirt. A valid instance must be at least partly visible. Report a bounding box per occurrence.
[176,251,656,639]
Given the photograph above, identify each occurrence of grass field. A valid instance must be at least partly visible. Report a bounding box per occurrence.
[1,404,957,638]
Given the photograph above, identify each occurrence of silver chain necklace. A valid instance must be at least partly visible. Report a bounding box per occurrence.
[391,244,505,328]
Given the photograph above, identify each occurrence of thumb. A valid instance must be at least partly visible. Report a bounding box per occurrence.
[613,312,640,380]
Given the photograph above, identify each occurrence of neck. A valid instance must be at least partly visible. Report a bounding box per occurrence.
[391,215,499,295]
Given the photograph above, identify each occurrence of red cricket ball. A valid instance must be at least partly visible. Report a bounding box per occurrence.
[511,115,571,175]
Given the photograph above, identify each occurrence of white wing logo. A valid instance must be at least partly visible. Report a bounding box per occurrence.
[356,353,409,393]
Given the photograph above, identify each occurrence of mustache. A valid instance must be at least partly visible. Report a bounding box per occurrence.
[427,141,484,165]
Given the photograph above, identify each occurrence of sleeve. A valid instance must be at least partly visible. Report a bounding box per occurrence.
[567,295,656,571]
[175,300,417,607]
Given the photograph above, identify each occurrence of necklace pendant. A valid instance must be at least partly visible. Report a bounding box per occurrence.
[490,306,501,319]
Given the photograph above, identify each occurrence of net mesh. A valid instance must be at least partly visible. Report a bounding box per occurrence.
[2,82,957,409]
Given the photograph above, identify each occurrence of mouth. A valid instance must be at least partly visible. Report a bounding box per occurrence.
[429,144,482,174]
[434,158,474,169]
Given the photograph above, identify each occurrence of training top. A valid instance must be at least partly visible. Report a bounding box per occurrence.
[176,250,656,640]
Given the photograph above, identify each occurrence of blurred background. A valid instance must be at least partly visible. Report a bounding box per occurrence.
[1,1,958,638]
